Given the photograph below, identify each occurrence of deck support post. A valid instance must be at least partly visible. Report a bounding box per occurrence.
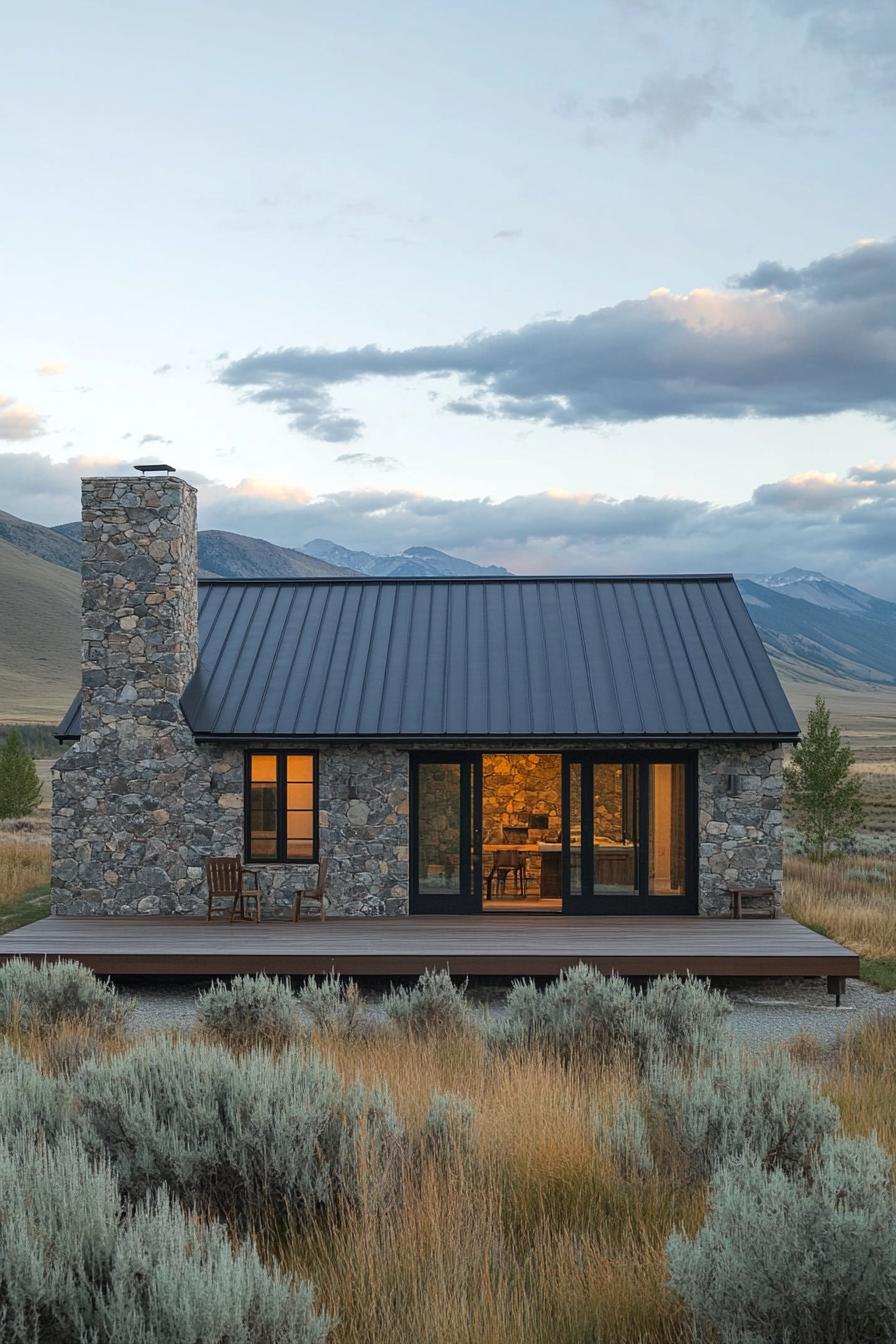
[826,975,846,1007]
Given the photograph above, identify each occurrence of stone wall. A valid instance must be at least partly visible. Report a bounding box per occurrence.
[481,752,561,842]
[697,743,784,916]
[51,475,410,917]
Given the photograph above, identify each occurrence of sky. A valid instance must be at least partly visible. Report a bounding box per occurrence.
[3,0,896,592]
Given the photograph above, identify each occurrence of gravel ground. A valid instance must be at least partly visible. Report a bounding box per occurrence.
[119,974,896,1047]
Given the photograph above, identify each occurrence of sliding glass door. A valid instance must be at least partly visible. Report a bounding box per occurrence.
[563,753,696,914]
[410,755,481,913]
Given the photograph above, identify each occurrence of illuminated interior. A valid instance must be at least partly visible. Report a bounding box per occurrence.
[413,754,688,910]
[481,753,563,910]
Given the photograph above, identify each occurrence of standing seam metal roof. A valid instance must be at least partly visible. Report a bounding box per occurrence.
[53,575,801,740]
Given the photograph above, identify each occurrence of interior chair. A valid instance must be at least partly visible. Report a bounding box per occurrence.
[485,848,526,900]
[205,856,262,923]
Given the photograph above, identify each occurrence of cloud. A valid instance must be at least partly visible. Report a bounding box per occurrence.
[494,229,522,241]
[139,434,172,447]
[0,397,45,441]
[220,238,896,441]
[4,450,895,597]
[36,362,66,377]
[333,452,399,470]
[769,1,896,94]
[601,69,733,140]
[153,363,173,376]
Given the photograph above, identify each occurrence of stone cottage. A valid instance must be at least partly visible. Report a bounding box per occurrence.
[53,473,796,919]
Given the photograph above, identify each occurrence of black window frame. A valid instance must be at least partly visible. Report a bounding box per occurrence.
[244,748,319,864]
[562,750,697,914]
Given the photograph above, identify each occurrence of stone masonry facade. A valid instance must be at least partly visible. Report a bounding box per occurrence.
[697,742,784,916]
[51,475,784,917]
[52,476,410,916]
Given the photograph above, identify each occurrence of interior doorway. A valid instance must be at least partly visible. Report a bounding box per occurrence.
[481,753,562,911]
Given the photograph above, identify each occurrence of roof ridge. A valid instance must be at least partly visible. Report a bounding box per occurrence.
[197,573,738,586]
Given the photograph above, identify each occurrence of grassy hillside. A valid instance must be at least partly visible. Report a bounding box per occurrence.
[0,509,80,571]
[0,538,79,722]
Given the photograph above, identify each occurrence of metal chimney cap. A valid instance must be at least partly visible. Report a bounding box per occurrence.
[134,463,176,475]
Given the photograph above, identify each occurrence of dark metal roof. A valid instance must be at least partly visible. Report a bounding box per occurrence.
[57,575,799,741]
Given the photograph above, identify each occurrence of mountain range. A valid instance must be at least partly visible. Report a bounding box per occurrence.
[1,507,895,722]
[302,538,510,578]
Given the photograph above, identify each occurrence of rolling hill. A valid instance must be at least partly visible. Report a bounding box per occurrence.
[0,537,80,722]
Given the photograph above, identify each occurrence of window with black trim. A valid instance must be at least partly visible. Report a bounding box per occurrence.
[245,751,318,862]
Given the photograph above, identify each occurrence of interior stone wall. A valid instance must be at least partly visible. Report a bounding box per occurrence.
[481,753,562,842]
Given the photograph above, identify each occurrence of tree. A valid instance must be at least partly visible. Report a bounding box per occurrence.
[0,728,43,820]
[784,695,864,862]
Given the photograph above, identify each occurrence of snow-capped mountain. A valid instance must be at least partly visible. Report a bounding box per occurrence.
[303,539,510,579]
[743,567,896,622]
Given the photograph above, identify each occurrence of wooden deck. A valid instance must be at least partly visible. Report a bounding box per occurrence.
[0,915,859,980]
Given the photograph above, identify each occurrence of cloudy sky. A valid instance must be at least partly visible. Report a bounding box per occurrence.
[3,0,896,591]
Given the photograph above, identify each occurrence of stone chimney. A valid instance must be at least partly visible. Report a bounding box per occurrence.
[80,475,198,735]
[52,474,219,915]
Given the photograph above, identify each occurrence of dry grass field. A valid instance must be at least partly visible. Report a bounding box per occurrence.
[4,999,895,1344]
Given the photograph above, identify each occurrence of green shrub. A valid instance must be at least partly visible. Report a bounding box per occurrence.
[668,1135,896,1344]
[74,1036,402,1226]
[594,1096,655,1179]
[196,974,301,1044]
[647,1045,838,1180]
[424,1092,475,1157]
[0,1042,70,1137]
[298,973,365,1036]
[0,1133,330,1342]
[382,968,472,1036]
[0,957,130,1033]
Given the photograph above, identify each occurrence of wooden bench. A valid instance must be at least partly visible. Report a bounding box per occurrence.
[729,887,776,920]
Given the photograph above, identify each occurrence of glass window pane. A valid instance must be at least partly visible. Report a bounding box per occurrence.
[568,762,581,897]
[287,782,313,811]
[593,763,637,894]
[287,837,314,860]
[250,754,277,783]
[649,763,686,895]
[286,754,314,782]
[250,779,278,858]
[417,762,461,893]
[287,811,313,840]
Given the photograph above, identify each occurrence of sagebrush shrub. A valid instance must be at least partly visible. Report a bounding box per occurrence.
[594,1096,655,1178]
[488,965,636,1061]
[0,1133,330,1342]
[488,967,729,1066]
[298,973,365,1035]
[668,1135,896,1344]
[74,1036,402,1225]
[382,969,472,1036]
[634,975,731,1062]
[647,1044,838,1179]
[0,1042,70,1138]
[196,974,301,1044]
[424,1092,475,1157]
[0,957,130,1033]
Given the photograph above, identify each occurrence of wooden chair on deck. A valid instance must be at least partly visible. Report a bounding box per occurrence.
[206,857,262,923]
[293,856,329,921]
